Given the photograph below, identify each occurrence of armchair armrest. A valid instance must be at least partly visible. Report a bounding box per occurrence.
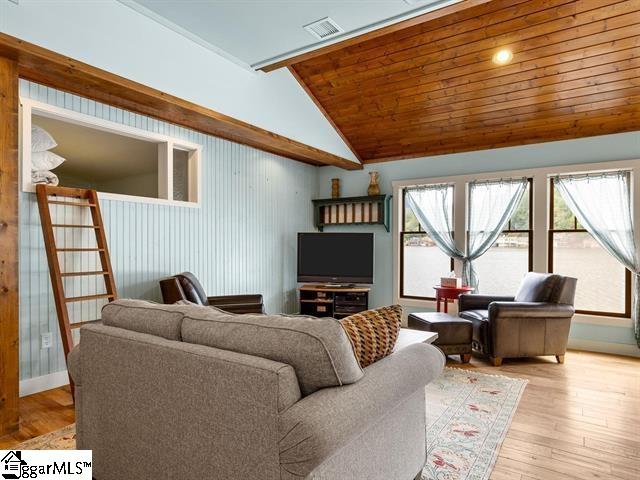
[207,294,265,314]
[489,302,575,319]
[458,294,515,311]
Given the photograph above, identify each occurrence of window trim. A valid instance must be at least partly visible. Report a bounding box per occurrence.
[20,98,202,208]
[548,178,631,318]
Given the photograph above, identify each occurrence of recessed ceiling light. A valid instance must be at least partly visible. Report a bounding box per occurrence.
[492,49,513,65]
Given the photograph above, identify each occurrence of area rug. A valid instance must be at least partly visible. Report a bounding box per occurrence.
[14,368,526,480]
[14,423,76,450]
[421,368,527,480]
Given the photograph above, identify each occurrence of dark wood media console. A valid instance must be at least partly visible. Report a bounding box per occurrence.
[299,284,370,318]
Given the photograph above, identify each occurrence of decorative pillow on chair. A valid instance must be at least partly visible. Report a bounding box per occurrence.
[339,305,402,368]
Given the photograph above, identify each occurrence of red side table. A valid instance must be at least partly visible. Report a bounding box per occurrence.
[433,285,474,313]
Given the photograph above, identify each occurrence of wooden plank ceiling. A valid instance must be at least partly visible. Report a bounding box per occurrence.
[0,33,360,170]
[289,0,640,163]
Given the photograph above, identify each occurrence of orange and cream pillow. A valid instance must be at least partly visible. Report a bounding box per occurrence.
[339,305,402,368]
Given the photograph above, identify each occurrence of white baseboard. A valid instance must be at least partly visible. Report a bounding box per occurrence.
[568,338,640,358]
[20,370,69,397]
[17,339,638,397]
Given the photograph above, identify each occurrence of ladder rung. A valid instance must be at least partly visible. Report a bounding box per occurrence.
[52,224,101,229]
[61,271,109,277]
[48,201,96,207]
[56,248,105,252]
[70,319,102,329]
[65,293,114,303]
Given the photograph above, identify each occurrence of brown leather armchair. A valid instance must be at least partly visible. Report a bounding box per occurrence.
[458,272,577,366]
[159,272,265,314]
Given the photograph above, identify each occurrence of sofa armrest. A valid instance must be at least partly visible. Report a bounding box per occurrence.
[67,345,81,386]
[489,302,575,319]
[278,343,444,478]
[458,294,515,311]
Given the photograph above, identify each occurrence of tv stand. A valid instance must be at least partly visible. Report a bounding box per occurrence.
[299,284,370,319]
[322,283,357,289]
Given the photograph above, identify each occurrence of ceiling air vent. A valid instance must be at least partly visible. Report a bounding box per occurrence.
[304,17,343,40]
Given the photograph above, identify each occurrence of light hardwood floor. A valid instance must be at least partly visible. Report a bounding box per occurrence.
[0,350,638,480]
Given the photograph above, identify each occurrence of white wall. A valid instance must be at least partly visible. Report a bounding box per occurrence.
[0,0,359,163]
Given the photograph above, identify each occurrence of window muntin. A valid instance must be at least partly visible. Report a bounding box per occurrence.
[474,180,533,295]
[548,179,631,317]
[400,187,454,300]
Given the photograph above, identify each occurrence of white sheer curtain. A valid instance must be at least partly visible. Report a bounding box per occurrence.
[405,184,464,262]
[406,178,527,291]
[554,171,639,347]
[466,178,528,291]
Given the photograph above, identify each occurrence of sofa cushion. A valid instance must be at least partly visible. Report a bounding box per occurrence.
[181,310,363,396]
[101,299,204,341]
[339,305,402,368]
[514,272,561,302]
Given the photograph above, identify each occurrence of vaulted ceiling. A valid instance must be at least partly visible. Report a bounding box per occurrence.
[286,0,640,163]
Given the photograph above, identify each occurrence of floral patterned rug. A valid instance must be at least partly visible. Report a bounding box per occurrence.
[15,423,76,450]
[421,368,527,480]
[16,368,526,480]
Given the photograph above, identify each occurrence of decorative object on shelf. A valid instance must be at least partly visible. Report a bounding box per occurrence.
[331,178,340,198]
[367,171,380,196]
[312,194,391,231]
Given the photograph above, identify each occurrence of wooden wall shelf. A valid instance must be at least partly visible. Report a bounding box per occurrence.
[312,195,391,232]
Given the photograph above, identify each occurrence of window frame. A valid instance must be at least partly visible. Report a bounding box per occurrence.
[399,186,454,301]
[20,98,202,207]
[548,177,631,318]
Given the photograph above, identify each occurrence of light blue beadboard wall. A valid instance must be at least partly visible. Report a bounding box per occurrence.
[18,80,318,381]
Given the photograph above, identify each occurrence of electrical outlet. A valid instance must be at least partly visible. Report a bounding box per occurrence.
[41,332,52,349]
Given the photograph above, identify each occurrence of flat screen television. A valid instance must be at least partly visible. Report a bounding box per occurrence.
[297,233,374,284]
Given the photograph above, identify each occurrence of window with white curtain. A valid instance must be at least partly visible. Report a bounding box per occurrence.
[473,179,533,295]
[549,178,631,317]
[400,187,453,300]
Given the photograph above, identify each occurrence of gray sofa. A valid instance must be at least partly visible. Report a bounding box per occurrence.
[68,299,444,480]
[459,272,577,366]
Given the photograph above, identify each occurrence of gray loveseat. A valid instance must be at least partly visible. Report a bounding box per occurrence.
[68,299,444,480]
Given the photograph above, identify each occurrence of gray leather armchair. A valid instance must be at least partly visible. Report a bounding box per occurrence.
[458,272,577,366]
[159,272,265,314]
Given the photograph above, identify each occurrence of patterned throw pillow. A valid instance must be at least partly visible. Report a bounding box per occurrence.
[339,305,402,368]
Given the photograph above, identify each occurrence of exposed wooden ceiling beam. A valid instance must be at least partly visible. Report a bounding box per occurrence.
[0,33,361,171]
[258,0,493,73]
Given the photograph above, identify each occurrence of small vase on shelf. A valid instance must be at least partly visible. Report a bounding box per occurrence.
[331,178,340,198]
[367,171,380,196]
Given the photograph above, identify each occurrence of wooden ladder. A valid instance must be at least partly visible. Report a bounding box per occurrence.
[36,185,117,391]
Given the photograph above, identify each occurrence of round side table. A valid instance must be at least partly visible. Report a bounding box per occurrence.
[433,285,474,313]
